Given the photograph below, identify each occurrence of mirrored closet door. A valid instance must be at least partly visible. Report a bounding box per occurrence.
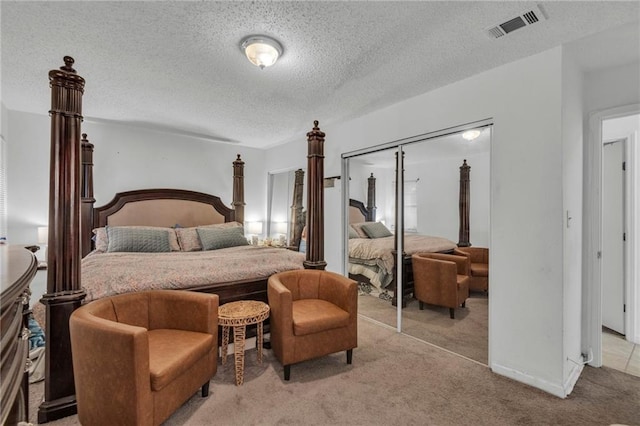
[343,123,491,365]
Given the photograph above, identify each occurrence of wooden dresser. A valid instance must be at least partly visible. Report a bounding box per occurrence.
[1,245,37,425]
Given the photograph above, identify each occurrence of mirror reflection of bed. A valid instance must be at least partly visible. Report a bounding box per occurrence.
[347,128,490,364]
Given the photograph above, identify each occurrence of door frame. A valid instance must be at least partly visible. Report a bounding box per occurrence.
[585,103,639,367]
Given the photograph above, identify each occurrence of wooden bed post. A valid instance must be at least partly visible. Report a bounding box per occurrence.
[80,133,95,257]
[458,159,471,247]
[367,172,377,221]
[304,121,326,270]
[232,154,245,224]
[38,56,87,423]
[290,168,305,249]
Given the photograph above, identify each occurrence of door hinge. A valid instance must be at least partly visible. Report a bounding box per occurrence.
[623,232,626,241]
[622,161,626,171]
[597,251,602,259]
[624,304,626,313]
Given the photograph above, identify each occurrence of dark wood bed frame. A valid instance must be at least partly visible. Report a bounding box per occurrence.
[38,57,327,422]
[348,159,470,307]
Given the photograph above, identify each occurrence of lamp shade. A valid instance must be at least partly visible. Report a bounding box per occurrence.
[37,226,48,245]
[275,222,288,234]
[241,36,283,69]
[247,221,263,235]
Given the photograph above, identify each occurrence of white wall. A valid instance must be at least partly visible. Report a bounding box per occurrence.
[267,47,574,397]
[5,111,267,245]
[0,102,8,241]
[561,53,585,390]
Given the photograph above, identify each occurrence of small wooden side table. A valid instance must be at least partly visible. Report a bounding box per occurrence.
[218,300,270,385]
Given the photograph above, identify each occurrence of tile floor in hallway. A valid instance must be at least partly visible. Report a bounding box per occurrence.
[602,327,640,378]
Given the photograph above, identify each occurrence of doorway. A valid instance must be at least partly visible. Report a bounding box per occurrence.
[585,107,639,372]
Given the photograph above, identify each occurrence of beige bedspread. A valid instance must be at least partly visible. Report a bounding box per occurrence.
[81,245,305,302]
[348,235,457,290]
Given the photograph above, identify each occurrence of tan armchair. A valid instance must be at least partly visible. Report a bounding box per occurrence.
[411,253,470,319]
[455,247,489,292]
[267,270,358,380]
[69,290,219,426]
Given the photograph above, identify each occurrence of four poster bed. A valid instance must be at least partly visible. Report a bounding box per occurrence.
[348,162,470,307]
[78,154,305,305]
[39,57,328,422]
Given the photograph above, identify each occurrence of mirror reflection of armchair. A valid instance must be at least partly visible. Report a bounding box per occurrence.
[411,252,470,319]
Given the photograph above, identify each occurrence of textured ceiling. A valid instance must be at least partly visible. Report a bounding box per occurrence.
[1,1,639,148]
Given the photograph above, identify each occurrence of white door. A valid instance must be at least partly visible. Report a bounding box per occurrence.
[602,140,625,335]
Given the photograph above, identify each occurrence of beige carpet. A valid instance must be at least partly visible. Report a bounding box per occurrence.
[359,291,488,364]
[29,316,640,426]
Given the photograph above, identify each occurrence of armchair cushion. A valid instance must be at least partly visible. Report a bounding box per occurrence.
[148,329,214,391]
[292,299,350,336]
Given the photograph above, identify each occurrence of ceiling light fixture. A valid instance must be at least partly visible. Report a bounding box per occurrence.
[241,35,283,69]
[462,130,481,141]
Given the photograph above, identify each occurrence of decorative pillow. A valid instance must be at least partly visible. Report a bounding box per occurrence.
[93,226,180,252]
[93,227,109,252]
[176,222,243,251]
[197,226,249,251]
[361,222,393,239]
[350,222,373,238]
[106,226,171,253]
[348,226,360,239]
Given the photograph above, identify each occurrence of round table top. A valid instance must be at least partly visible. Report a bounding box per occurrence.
[218,300,270,326]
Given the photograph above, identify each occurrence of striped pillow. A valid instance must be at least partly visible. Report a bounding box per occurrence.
[94,226,180,252]
[176,222,243,251]
[106,226,171,253]
[197,226,249,251]
[361,222,393,239]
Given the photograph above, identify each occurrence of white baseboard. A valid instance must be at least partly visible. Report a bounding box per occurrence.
[491,362,572,398]
[563,361,584,396]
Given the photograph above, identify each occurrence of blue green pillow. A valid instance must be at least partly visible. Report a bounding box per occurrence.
[348,226,360,239]
[197,226,249,250]
[106,226,171,252]
[361,222,393,239]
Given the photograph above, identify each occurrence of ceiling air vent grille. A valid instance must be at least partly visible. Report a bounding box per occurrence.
[485,5,547,39]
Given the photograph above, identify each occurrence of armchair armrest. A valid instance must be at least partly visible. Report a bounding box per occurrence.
[424,252,469,276]
[267,276,295,362]
[149,290,219,335]
[70,311,153,421]
[318,272,358,316]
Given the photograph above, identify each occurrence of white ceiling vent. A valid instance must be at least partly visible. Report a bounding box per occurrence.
[485,5,547,39]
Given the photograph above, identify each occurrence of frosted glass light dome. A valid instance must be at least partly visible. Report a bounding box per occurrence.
[241,36,283,69]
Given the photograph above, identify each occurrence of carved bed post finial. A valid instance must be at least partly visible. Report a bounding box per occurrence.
[458,159,471,247]
[39,56,87,423]
[81,133,95,257]
[232,154,245,224]
[304,120,326,270]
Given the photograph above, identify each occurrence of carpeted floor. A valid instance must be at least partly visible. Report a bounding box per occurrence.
[29,316,639,426]
[358,291,488,364]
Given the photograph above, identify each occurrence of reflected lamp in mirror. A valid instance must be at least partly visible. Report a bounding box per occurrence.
[37,226,48,268]
[274,222,288,246]
[246,221,263,245]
